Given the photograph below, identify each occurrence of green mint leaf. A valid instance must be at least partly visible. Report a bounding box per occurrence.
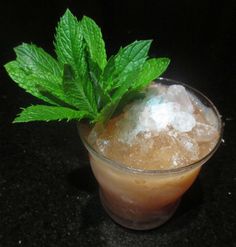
[96,85,129,123]
[13,105,88,123]
[28,73,82,109]
[101,40,152,92]
[4,61,59,105]
[132,57,171,90]
[95,101,118,124]
[96,73,136,123]
[5,60,79,108]
[62,65,98,117]
[80,16,107,71]
[54,9,87,79]
[14,43,62,77]
[54,9,105,109]
[81,48,111,109]
[37,89,78,110]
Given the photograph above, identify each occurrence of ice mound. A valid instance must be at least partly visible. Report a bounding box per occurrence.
[147,85,196,131]
[117,84,196,144]
[166,85,194,113]
[139,102,196,132]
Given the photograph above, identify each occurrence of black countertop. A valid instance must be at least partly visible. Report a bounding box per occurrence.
[0,1,235,246]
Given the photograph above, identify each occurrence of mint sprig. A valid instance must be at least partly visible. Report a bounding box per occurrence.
[5,9,170,124]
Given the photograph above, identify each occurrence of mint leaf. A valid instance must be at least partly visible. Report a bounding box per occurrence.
[97,76,133,123]
[55,10,107,110]
[101,40,152,92]
[27,73,82,109]
[14,43,62,77]
[4,61,59,105]
[5,61,79,108]
[37,89,78,110]
[80,16,107,71]
[55,9,87,79]
[132,58,170,90]
[13,105,88,123]
[62,65,98,117]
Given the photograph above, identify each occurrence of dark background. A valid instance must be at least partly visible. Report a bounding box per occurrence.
[0,1,235,246]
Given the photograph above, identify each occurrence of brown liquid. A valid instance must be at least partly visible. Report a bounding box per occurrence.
[88,153,201,229]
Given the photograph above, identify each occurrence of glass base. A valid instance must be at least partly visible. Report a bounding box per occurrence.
[99,189,180,230]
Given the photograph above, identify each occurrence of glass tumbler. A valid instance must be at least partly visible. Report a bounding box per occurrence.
[78,78,223,230]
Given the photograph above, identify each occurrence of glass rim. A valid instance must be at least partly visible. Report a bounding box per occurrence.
[78,77,223,175]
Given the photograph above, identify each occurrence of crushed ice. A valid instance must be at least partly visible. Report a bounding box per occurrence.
[148,84,196,132]
[117,85,197,143]
[116,84,218,146]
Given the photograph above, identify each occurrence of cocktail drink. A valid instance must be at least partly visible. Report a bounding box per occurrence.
[79,78,222,230]
[4,9,222,231]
